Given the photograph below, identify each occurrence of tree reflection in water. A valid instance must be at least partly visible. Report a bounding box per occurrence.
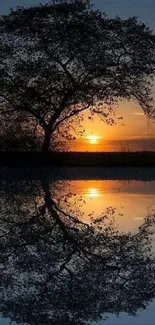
[0,178,155,325]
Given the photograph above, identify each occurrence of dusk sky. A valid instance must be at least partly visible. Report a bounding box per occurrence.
[1,0,155,151]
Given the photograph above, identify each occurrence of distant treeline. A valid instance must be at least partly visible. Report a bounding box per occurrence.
[0,151,155,167]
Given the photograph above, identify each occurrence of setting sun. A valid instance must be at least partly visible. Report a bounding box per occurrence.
[87,135,99,144]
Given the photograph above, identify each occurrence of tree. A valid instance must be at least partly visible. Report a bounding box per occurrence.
[1,177,155,324]
[0,1,155,152]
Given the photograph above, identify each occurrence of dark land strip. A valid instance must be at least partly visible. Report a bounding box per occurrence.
[1,151,155,167]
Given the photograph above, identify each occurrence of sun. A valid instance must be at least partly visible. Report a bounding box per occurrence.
[87,135,99,144]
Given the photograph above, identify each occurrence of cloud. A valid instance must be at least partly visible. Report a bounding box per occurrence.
[133,112,144,116]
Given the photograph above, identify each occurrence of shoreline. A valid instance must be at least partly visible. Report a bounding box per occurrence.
[0,151,155,167]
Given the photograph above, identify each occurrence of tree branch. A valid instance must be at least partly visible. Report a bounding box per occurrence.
[43,45,77,86]
[53,103,91,131]
[0,93,47,129]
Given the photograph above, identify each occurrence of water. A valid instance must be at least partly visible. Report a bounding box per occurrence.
[0,167,155,325]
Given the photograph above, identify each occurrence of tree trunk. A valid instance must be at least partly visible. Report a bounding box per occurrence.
[41,128,52,153]
[41,112,61,152]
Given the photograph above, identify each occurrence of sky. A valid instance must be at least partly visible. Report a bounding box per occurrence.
[1,0,155,29]
[1,0,155,151]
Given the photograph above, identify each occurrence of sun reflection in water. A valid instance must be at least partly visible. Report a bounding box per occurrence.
[87,187,100,198]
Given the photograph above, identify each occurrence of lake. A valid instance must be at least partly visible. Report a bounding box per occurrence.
[0,167,155,325]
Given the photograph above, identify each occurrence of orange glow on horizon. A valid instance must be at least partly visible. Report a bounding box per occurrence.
[67,100,154,152]
[87,135,99,144]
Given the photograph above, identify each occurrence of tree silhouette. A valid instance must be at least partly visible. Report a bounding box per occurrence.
[0,178,155,325]
[0,0,155,151]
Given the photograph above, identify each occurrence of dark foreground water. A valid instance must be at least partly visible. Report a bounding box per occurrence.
[0,167,155,325]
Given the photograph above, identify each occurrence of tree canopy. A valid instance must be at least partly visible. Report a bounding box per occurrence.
[0,0,155,151]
